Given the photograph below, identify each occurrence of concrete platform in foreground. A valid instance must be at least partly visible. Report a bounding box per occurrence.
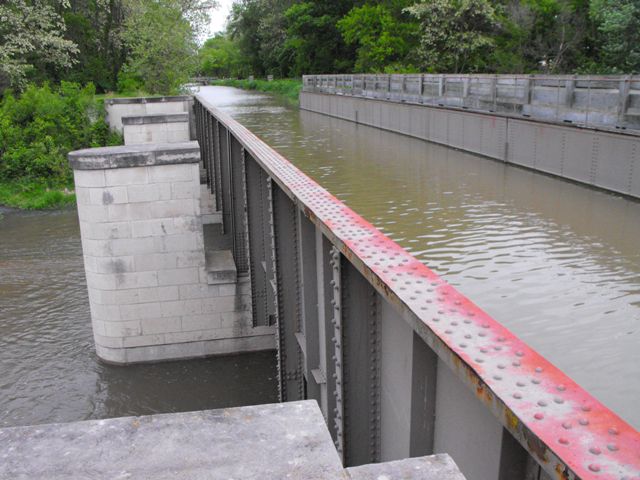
[0,400,465,480]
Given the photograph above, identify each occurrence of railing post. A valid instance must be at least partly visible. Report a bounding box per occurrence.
[618,74,631,126]
[565,75,576,108]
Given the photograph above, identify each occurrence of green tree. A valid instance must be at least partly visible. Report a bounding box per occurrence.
[284,1,357,76]
[62,0,128,92]
[119,0,200,94]
[406,0,499,73]
[589,0,640,72]
[198,34,248,78]
[0,0,78,91]
[338,2,419,72]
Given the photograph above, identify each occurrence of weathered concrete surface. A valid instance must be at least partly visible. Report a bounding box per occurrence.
[346,454,466,480]
[69,141,275,364]
[122,114,191,146]
[105,96,193,134]
[69,141,200,170]
[123,113,190,125]
[0,401,346,480]
[300,91,640,199]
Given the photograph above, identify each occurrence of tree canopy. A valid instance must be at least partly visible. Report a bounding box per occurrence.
[199,0,640,78]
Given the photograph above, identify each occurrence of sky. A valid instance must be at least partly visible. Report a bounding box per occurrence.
[209,0,234,35]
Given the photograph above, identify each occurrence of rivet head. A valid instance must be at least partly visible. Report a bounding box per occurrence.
[608,427,619,436]
[534,413,544,420]
[513,392,522,399]
[562,422,572,429]
[554,397,564,404]
[493,375,502,381]
[538,400,547,407]
[606,443,618,452]
[579,418,590,426]
[588,464,600,473]
[557,384,566,392]
[558,437,569,445]
[582,405,592,412]
[517,381,526,387]
[589,447,601,455]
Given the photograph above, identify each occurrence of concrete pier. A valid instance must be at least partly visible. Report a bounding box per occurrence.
[122,113,191,145]
[0,401,466,479]
[69,141,274,364]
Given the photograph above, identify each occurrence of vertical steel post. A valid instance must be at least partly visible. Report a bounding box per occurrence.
[340,260,380,467]
[330,246,344,461]
[271,183,304,401]
[296,209,320,405]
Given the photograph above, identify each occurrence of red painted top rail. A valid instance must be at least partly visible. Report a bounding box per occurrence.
[195,94,640,480]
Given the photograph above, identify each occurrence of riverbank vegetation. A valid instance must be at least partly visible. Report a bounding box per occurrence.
[0,83,122,209]
[1,0,639,209]
[210,78,302,103]
[198,0,640,78]
[0,0,215,208]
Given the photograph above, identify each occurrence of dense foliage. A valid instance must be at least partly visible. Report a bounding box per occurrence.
[1,0,217,95]
[0,82,121,184]
[199,0,640,78]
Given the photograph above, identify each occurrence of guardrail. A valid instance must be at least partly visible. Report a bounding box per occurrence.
[194,94,640,480]
[303,74,640,131]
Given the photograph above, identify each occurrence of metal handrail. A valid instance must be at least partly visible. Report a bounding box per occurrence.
[195,93,640,479]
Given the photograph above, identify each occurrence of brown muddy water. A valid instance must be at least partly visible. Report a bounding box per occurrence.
[0,208,277,427]
[0,85,638,431]
[197,86,640,430]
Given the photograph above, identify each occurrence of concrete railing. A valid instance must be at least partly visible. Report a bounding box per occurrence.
[303,74,640,130]
[194,94,640,480]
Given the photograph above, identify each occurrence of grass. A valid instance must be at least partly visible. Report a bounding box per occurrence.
[0,181,76,210]
[210,78,303,104]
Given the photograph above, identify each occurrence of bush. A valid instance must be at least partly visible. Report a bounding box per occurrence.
[0,82,120,185]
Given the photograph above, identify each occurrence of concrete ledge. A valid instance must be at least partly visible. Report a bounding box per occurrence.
[0,401,344,480]
[122,113,189,125]
[105,95,192,105]
[69,141,200,170]
[346,454,466,479]
[96,331,276,365]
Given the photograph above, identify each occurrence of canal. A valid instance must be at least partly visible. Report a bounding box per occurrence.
[0,86,638,431]
[197,86,640,430]
[0,207,277,427]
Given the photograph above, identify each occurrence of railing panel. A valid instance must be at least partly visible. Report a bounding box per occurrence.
[195,94,640,480]
[303,73,640,130]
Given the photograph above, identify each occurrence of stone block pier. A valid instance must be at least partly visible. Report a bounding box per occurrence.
[69,141,273,364]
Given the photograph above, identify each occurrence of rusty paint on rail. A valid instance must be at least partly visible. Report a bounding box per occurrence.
[195,95,640,480]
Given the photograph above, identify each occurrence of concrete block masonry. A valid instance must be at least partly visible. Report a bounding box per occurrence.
[123,113,191,145]
[105,96,195,138]
[0,400,466,479]
[69,141,275,364]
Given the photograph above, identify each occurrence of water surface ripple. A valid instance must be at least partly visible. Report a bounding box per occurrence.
[199,86,640,429]
[0,209,276,427]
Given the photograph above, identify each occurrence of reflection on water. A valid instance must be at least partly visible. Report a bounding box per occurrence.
[200,86,640,429]
[0,208,276,427]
